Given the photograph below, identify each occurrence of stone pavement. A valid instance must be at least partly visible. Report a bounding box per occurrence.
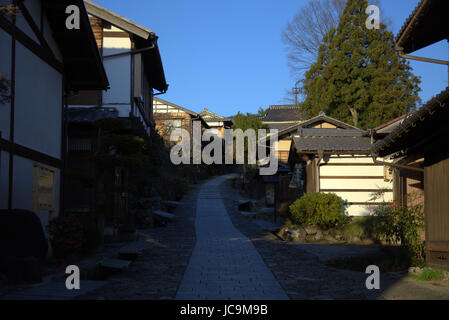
[1,280,106,300]
[176,176,288,300]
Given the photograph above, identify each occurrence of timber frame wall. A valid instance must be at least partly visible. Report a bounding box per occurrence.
[0,1,64,220]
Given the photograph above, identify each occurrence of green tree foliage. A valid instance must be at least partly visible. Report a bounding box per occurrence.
[302,0,421,129]
[232,112,268,133]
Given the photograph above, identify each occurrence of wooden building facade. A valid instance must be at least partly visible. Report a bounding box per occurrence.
[372,0,449,269]
[65,1,168,221]
[0,0,108,234]
[261,105,301,164]
[199,108,233,139]
[288,114,394,216]
[153,97,210,146]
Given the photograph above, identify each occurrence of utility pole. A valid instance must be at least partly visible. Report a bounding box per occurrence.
[292,80,302,120]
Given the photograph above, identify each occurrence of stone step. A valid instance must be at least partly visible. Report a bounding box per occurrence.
[118,242,152,260]
[99,258,131,271]
[162,200,181,207]
[153,210,176,221]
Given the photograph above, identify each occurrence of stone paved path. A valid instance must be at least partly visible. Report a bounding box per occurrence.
[176,176,288,300]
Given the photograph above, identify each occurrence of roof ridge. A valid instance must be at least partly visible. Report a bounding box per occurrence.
[269,105,299,110]
[153,97,198,116]
[85,0,154,38]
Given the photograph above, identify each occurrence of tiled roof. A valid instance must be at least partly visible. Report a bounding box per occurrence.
[293,136,371,153]
[292,128,371,153]
[372,87,449,157]
[262,105,300,122]
[153,97,198,116]
[373,112,413,135]
[298,128,366,137]
[199,108,233,122]
[395,0,449,54]
[264,122,301,132]
[396,0,426,44]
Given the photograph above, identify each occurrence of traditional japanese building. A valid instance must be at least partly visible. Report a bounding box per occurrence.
[0,0,108,233]
[153,97,210,146]
[288,113,394,216]
[372,0,449,269]
[199,108,233,138]
[65,1,168,225]
[261,105,301,132]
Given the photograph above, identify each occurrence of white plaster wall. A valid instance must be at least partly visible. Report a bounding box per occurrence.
[0,29,11,140]
[320,178,392,190]
[320,165,384,177]
[14,43,63,158]
[12,155,60,232]
[0,151,9,209]
[332,191,393,203]
[347,205,372,217]
[102,55,131,104]
[22,0,41,28]
[319,156,393,216]
[15,6,39,44]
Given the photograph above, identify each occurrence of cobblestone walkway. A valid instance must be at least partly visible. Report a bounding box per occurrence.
[176,176,288,300]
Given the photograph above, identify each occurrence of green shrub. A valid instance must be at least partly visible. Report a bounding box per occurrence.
[371,199,424,265]
[289,192,348,229]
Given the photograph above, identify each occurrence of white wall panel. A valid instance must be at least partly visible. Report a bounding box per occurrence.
[102,55,131,104]
[14,43,62,158]
[320,178,392,190]
[320,165,384,176]
[328,191,393,204]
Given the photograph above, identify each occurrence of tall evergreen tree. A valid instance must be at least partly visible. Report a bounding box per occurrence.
[301,0,421,129]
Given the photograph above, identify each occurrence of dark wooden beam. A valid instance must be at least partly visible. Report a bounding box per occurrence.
[0,15,63,73]
[0,139,63,169]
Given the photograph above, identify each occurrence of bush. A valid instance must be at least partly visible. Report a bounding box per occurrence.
[47,216,85,258]
[372,200,424,265]
[289,192,348,229]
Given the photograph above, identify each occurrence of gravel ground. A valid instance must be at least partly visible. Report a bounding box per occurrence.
[219,177,412,300]
[75,183,200,300]
[64,175,449,300]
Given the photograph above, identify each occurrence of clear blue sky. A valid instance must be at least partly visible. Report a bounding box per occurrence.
[93,0,448,117]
